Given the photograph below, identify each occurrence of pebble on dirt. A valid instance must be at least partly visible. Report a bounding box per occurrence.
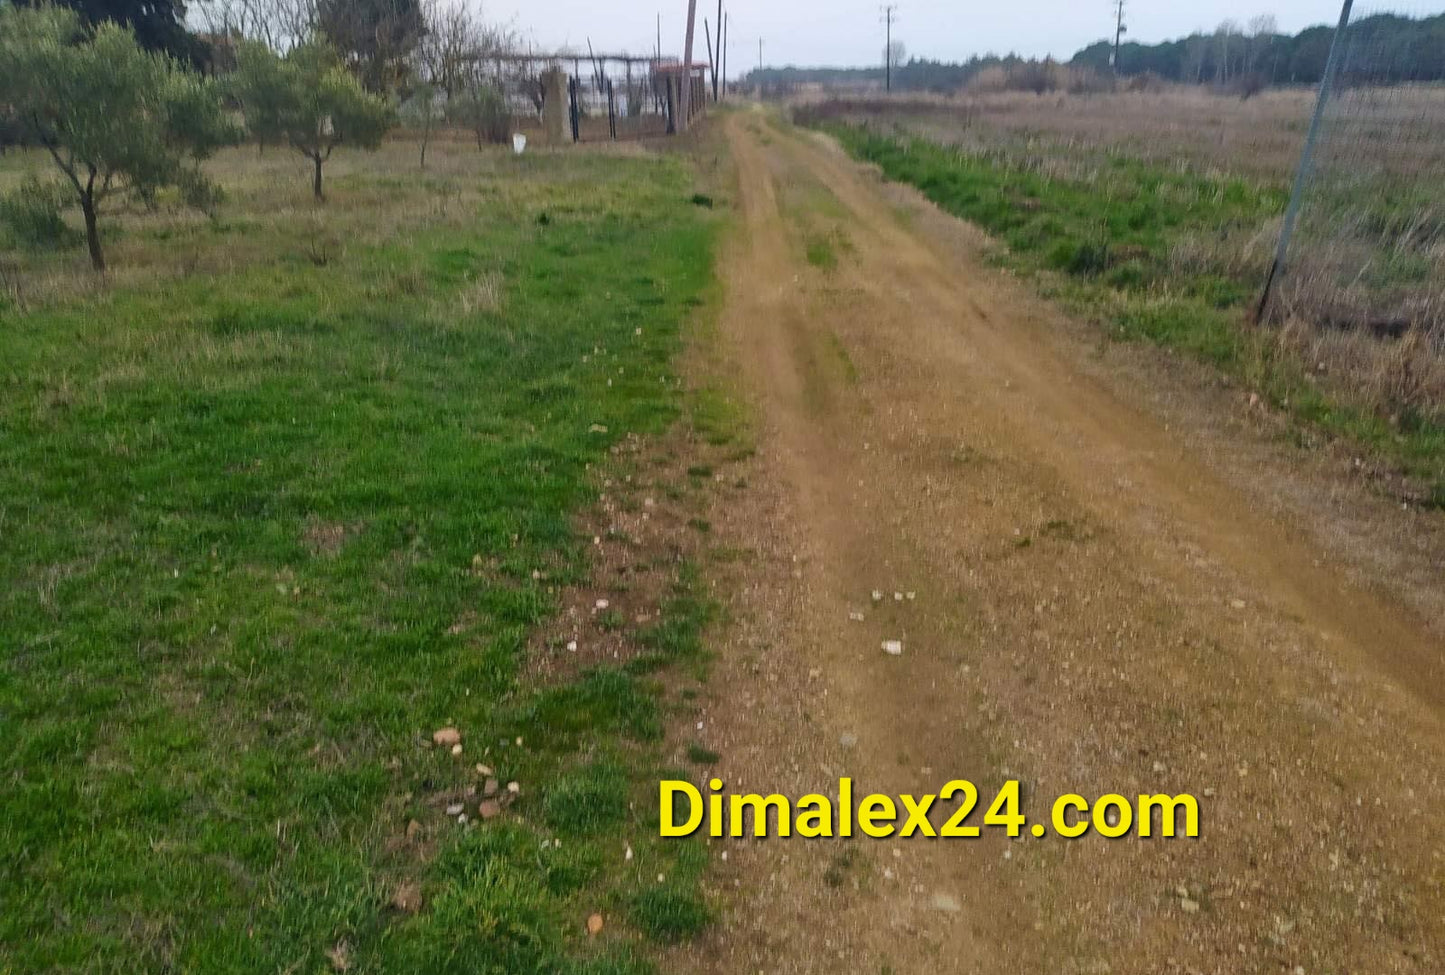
[882,640,904,656]
[432,727,461,747]
[587,913,604,936]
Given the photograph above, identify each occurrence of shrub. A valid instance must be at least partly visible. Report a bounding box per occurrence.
[1048,237,1110,276]
[450,84,511,146]
[0,176,80,249]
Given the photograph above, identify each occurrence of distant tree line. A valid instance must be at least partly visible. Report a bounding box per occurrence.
[1074,13,1445,86]
[747,12,1445,92]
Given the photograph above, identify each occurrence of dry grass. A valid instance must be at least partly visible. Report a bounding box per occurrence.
[801,89,1445,432]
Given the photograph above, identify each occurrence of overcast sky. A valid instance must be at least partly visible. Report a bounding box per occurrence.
[486,1,1435,75]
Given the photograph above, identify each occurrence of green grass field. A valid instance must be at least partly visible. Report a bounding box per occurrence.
[0,139,721,973]
[817,122,1445,506]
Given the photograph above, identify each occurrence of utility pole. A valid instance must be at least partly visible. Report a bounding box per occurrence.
[657,13,662,60]
[715,0,723,100]
[705,18,716,101]
[722,12,729,100]
[1256,0,1355,322]
[1112,0,1127,74]
[679,0,698,130]
[882,4,898,91]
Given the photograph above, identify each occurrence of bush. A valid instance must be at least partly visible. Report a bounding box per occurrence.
[451,84,511,146]
[0,176,80,249]
[1048,237,1110,276]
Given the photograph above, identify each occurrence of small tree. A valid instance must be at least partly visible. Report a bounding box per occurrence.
[231,40,394,201]
[399,81,437,168]
[449,82,509,148]
[0,6,238,270]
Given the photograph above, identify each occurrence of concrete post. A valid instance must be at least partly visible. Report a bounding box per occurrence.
[541,68,567,145]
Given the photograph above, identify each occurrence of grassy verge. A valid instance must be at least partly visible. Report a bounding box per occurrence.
[1,144,721,972]
[818,123,1445,506]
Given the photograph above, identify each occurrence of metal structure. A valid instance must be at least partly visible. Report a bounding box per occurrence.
[468,50,710,144]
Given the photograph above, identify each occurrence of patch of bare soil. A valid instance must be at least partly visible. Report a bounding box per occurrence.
[665,111,1445,975]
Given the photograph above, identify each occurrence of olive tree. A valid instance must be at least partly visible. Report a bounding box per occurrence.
[0,6,239,270]
[231,40,394,201]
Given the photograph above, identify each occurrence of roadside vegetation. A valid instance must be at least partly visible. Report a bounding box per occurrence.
[797,104,1445,507]
[0,110,725,973]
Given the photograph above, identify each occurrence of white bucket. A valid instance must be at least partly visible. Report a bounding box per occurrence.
[512,133,527,155]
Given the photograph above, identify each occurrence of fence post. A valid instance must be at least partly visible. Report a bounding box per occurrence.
[1256,0,1355,323]
[607,80,617,140]
[665,76,676,134]
[568,76,580,143]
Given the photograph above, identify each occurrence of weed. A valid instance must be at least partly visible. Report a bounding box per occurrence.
[544,760,629,833]
[630,886,712,943]
[686,743,720,765]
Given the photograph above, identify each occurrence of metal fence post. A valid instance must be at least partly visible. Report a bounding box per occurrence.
[1256,0,1355,323]
[607,80,617,140]
[568,76,580,143]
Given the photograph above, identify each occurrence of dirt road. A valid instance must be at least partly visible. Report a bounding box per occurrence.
[671,112,1445,974]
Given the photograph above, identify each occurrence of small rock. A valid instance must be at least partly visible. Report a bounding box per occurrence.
[595,599,609,610]
[479,799,502,819]
[483,777,499,796]
[625,844,634,861]
[839,732,858,748]
[1174,885,1189,899]
[893,592,904,602]
[587,913,604,936]
[871,590,883,603]
[906,591,916,601]
[1180,898,1201,914]
[507,781,520,794]
[391,881,423,914]
[589,424,608,433]
[931,892,962,913]
[476,764,492,776]
[433,727,462,747]
[445,803,465,816]
[848,611,865,622]
[882,640,904,656]
[567,640,578,652]
[451,743,463,756]
[1230,599,1247,610]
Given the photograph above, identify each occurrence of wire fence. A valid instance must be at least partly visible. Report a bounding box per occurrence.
[1274,2,1445,339]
